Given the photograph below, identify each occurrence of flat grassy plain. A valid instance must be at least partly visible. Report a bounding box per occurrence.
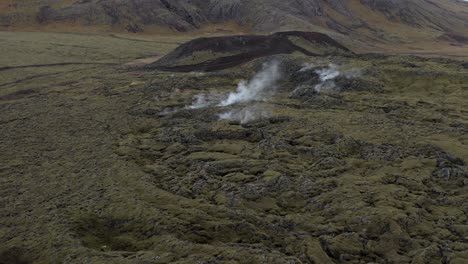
[0,31,467,263]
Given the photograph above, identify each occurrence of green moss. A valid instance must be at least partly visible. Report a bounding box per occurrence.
[188,151,238,161]
[2,32,468,264]
[288,36,346,55]
[225,172,256,183]
[262,169,281,181]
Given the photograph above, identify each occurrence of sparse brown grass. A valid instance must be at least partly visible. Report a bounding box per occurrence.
[0,0,14,12]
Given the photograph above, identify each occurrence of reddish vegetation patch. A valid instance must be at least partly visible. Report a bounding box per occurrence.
[148,31,350,72]
[125,56,162,67]
[0,1,13,12]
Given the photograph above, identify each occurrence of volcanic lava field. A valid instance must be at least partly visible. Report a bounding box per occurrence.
[0,30,467,264]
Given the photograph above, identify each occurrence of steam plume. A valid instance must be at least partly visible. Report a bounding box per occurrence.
[186,92,223,109]
[314,64,340,92]
[219,61,281,106]
[218,104,270,124]
[313,64,361,93]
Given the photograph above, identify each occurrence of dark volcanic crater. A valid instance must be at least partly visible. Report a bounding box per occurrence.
[147,31,351,72]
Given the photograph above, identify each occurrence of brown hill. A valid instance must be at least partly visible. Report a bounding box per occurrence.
[1,0,467,44]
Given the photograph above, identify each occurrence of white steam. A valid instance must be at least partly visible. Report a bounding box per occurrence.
[186,92,223,109]
[314,64,340,93]
[188,94,211,109]
[219,61,281,106]
[218,104,271,124]
[176,61,281,124]
[312,64,361,93]
[299,63,316,72]
[216,61,281,123]
[343,69,362,79]
[162,61,361,123]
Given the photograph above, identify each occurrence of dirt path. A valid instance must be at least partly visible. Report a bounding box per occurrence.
[0,62,116,72]
[108,34,183,45]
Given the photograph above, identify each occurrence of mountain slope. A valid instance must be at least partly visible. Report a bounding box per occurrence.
[1,1,467,42]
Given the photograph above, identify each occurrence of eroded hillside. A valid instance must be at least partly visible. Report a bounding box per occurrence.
[1,0,467,44]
